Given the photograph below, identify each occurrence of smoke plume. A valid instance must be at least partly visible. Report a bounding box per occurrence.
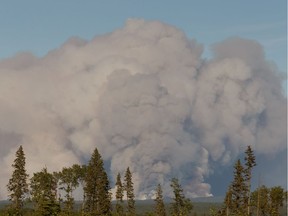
[0,19,286,199]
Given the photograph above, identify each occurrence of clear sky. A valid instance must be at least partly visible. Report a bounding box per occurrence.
[0,0,286,72]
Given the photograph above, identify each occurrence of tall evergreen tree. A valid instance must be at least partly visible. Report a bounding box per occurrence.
[83,148,111,215]
[230,159,247,215]
[244,145,256,215]
[7,145,29,215]
[115,173,124,215]
[170,178,193,216]
[124,167,135,216]
[154,184,166,216]
[30,167,60,216]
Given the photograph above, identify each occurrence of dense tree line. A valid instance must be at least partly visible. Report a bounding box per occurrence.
[213,145,286,216]
[4,146,194,216]
[3,145,286,216]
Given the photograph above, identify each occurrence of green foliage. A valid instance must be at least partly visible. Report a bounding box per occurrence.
[222,185,232,215]
[30,167,60,216]
[75,164,87,212]
[83,148,111,215]
[244,145,256,215]
[3,142,287,216]
[250,185,286,216]
[55,164,82,214]
[144,212,155,216]
[6,146,29,215]
[125,167,136,216]
[244,146,256,179]
[219,145,258,216]
[209,207,220,216]
[115,173,124,215]
[270,186,285,216]
[169,178,193,216]
[154,184,166,216]
[231,159,248,215]
[251,185,270,216]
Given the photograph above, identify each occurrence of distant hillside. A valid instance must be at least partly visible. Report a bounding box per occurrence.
[0,200,9,209]
[192,196,224,203]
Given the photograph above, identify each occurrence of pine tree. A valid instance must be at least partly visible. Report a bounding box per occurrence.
[154,184,166,216]
[115,173,124,215]
[124,167,135,216]
[7,145,29,215]
[230,159,247,215]
[30,167,60,216]
[244,145,256,215]
[83,148,111,215]
[170,178,193,216]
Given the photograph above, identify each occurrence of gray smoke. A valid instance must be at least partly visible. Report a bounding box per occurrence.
[0,19,286,199]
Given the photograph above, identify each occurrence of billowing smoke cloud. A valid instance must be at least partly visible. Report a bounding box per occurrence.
[0,19,286,199]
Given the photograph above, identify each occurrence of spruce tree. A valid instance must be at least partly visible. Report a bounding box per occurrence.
[244,145,256,215]
[230,159,247,215]
[83,148,111,215]
[170,178,193,216]
[115,173,124,215]
[30,167,60,216]
[154,184,166,216]
[124,167,135,216]
[7,145,29,215]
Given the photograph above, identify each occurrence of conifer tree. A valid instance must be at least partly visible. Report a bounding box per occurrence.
[7,145,29,215]
[223,185,232,216]
[83,148,111,215]
[170,178,193,216]
[230,159,247,215]
[154,184,166,216]
[115,173,124,215]
[124,167,135,216]
[244,145,256,215]
[30,167,60,216]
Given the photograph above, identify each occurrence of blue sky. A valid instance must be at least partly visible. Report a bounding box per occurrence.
[0,0,286,72]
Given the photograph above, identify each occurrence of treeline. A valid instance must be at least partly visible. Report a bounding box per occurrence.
[3,145,287,216]
[211,146,287,216]
[4,146,193,216]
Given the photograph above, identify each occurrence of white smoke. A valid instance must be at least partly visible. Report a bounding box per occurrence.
[0,19,286,199]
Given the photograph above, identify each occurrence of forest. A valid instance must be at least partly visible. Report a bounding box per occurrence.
[1,145,286,216]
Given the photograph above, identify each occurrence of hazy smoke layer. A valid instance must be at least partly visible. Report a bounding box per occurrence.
[0,19,286,199]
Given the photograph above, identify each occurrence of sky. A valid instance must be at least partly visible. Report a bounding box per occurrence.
[0,1,286,199]
[0,1,286,71]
